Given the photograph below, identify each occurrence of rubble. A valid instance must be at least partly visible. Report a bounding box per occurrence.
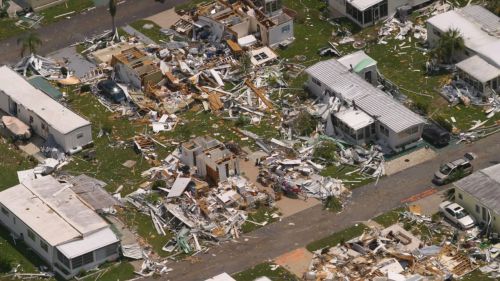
[304,209,486,281]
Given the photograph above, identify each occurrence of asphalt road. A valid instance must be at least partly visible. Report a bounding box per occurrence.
[163,133,500,281]
[0,0,188,64]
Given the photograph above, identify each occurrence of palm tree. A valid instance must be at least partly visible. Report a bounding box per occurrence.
[17,32,42,58]
[109,0,117,40]
[435,28,465,64]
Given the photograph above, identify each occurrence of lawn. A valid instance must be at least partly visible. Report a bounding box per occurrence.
[232,262,299,281]
[461,269,496,281]
[0,139,36,191]
[320,165,374,189]
[306,223,368,252]
[372,207,405,227]
[241,206,280,233]
[129,20,168,44]
[40,0,94,25]
[120,209,173,258]
[0,18,24,41]
[79,262,135,281]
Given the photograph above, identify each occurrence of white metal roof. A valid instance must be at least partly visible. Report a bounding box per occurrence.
[454,164,500,215]
[167,176,191,198]
[205,273,236,281]
[335,108,374,130]
[347,0,382,11]
[56,227,119,259]
[456,55,500,83]
[306,59,424,133]
[0,66,90,135]
[427,6,500,67]
[0,176,109,246]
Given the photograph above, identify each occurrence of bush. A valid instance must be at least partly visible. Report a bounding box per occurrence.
[0,256,12,273]
[292,111,316,136]
[412,100,430,115]
[235,115,250,127]
[434,115,452,132]
[313,140,338,162]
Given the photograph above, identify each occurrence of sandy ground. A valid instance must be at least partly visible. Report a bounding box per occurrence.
[274,247,313,278]
[146,8,181,29]
[240,151,321,217]
[385,147,437,176]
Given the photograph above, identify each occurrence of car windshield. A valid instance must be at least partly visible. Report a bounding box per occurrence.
[440,165,452,174]
[456,209,468,219]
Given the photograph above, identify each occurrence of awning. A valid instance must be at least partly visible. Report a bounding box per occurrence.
[56,227,119,259]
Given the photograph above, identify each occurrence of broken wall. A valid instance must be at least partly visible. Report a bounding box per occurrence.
[267,20,294,47]
[114,63,142,90]
[230,19,251,38]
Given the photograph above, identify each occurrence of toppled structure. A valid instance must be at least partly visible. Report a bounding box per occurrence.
[182,0,295,48]
[305,220,479,280]
[180,136,240,183]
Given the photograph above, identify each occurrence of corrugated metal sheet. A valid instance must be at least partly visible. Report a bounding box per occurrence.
[306,59,424,133]
[455,164,500,214]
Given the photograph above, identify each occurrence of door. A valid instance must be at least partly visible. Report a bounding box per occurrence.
[8,98,17,116]
[373,7,380,21]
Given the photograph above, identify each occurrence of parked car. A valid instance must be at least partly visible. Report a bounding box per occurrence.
[433,158,473,185]
[439,201,475,229]
[97,80,126,103]
[422,123,450,147]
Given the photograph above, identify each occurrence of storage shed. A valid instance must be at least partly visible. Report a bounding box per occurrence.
[0,66,92,153]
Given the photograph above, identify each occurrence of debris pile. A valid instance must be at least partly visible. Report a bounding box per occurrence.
[305,223,478,280]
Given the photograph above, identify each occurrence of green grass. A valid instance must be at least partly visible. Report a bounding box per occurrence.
[232,262,299,281]
[129,20,168,44]
[0,18,24,41]
[40,0,94,25]
[120,210,173,258]
[175,0,210,12]
[241,206,280,233]
[320,165,374,189]
[372,207,405,227]
[62,90,157,195]
[0,140,36,191]
[306,223,368,252]
[79,262,135,281]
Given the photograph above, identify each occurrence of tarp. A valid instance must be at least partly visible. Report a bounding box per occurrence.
[1,116,31,139]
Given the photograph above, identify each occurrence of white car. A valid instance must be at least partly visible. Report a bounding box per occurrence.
[439,201,475,229]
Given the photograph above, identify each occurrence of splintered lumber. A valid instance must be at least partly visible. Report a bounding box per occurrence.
[244,79,274,110]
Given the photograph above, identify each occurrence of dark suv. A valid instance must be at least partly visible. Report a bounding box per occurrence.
[422,123,450,147]
[97,80,126,103]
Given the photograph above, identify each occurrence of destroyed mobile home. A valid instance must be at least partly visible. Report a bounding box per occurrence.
[304,207,500,281]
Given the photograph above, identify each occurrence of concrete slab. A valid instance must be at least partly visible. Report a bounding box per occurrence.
[49,46,96,78]
[274,247,312,278]
[385,147,437,176]
[275,196,321,218]
[410,190,447,216]
[145,8,181,29]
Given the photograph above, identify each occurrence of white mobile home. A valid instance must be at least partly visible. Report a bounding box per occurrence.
[0,176,120,280]
[329,0,431,27]
[305,53,425,151]
[453,164,500,234]
[0,66,92,152]
[426,5,500,94]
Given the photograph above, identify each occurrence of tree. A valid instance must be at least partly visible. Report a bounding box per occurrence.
[17,32,42,57]
[109,0,118,40]
[0,0,11,18]
[435,28,465,64]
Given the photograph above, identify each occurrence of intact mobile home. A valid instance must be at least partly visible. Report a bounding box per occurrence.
[0,66,92,153]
